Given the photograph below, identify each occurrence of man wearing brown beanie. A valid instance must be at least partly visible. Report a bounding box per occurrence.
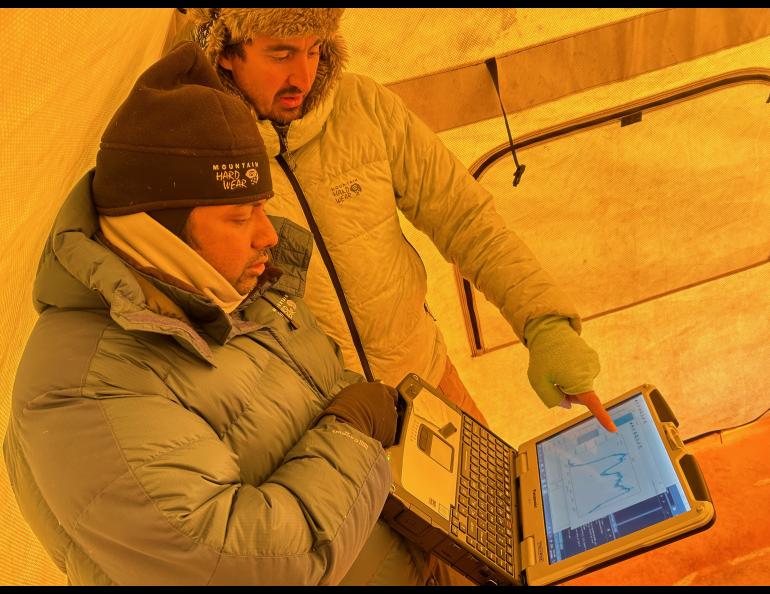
[3,41,404,586]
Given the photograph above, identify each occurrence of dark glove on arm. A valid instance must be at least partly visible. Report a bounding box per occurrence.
[322,382,399,448]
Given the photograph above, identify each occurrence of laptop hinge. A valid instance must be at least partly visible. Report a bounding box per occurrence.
[514,451,528,478]
[520,535,536,570]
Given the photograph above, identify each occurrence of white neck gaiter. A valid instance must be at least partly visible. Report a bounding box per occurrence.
[99,212,246,314]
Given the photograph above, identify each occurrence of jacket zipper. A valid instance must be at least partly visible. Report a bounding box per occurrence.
[401,232,437,322]
[265,326,326,400]
[275,124,289,154]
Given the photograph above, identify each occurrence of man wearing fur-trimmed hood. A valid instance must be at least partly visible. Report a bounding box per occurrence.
[182,7,618,584]
[191,8,345,121]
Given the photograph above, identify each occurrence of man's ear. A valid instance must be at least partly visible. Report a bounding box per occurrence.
[217,54,234,72]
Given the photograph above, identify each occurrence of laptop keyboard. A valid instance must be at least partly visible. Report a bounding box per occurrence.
[450,414,516,575]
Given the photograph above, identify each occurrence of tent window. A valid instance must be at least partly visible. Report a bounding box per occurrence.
[458,72,770,355]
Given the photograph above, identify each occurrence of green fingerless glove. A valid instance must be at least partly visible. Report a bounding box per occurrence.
[523,315,600,407]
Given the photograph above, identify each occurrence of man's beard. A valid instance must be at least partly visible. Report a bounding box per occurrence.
[268,109,300,125]
[266,86,305,124]
[234,248,272,294]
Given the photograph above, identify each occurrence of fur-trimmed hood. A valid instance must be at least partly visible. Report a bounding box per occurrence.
[186,8,348,117]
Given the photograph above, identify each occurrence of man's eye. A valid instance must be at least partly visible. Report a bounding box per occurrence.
[271,53,290,62]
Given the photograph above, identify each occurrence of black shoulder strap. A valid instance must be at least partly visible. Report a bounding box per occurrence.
[276,154,376,382]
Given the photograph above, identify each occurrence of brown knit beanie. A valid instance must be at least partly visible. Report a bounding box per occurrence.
[92,40,272,237]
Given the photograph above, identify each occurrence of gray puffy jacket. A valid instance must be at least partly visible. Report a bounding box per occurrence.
[3,171,427,585]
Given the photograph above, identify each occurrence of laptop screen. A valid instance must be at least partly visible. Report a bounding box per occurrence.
[536,392,691,564]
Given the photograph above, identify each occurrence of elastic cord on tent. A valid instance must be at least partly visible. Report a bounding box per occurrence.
[484,57,525,187]
[682,406,770,444]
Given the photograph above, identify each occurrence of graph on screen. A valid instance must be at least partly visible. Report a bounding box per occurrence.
[537,393,690,563]
[568,450,638,517]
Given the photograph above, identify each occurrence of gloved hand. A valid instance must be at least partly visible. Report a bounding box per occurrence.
[322,381,399,448]
[524,315,617,432]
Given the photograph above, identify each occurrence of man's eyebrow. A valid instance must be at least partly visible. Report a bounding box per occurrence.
[264,39,322,53]
[233,196,270,207]
[231,200,260,209]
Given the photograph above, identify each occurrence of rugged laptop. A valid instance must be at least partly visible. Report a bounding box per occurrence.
[382,374,715,585]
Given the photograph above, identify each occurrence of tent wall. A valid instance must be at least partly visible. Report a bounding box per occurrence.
[388,8,770,132]
[404,31,769,451]
[431,74,770,446]
[0,8,175,586]
[1,8,768,586]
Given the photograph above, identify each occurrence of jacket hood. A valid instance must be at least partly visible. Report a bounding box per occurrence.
[187,8,348,118]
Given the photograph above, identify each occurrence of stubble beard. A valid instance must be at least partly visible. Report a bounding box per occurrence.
[233,248,272,295]
[266,105,302,125]
[262,86,305,124]
[234,275,258,295]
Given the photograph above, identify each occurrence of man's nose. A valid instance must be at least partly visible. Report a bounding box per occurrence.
[252,209,278,250]
[288,56,314,92]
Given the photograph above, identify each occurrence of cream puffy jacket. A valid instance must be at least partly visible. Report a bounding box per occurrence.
[258,72,580,389]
